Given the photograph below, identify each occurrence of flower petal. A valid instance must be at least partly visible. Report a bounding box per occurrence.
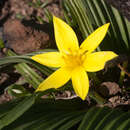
[83,51,118,72]
[53,16,79,53]
[80,23,110,53]
[36,67,72,92]
[72,67,89,100]
[31,52,64,68]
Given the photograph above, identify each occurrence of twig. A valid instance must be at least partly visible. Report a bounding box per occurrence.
[118,64,130,77]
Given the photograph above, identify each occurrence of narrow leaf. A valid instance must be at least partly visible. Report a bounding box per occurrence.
[0,95,35,129]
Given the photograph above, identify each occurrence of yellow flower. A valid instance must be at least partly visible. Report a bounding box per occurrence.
[31,16,117,100]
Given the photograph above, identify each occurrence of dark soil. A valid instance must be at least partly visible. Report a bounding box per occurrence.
[0,0,130,107]
[0,0,63,54]
[4,19,50,54]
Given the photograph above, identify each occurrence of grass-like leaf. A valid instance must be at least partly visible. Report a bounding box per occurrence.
[0,95,35,129]
[63,0,130,54]
[1,98,129,130]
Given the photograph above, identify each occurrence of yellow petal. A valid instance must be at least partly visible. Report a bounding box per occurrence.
[72,67,89,100]
[53,16,79,53]
[83,51,118,72]
[31,52,64,68]
[80,23,110,53]
[36,67,72,92]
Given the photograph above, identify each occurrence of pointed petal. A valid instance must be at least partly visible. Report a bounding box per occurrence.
[36,67,72,92]
[83,51,118,72]
[80,23,110,53]
[53,16,79,53]
[31,52,64,68]
[72,67,89,100]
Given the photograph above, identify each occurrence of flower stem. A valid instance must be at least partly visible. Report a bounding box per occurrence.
[88,72,101,85]
[118,61,129,86]
[88,72,106,104]
[89,91,106,104]
[0,38,4,49]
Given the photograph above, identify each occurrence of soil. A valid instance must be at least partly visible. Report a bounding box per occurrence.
[4,19,50,54]
[0,0,130,108]
[0,0,63,54]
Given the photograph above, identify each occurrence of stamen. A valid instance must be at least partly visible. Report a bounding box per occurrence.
[68,48,72,53]
[63,50,70,55]
[82,50,88,55]
[62,49,86,67]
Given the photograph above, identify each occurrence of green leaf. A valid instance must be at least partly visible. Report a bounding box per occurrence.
[44,8,53,23]
[78,107,99,129]
[0,95,35,129]
[78,106,129,130]
[104,111,130,130]
[7,84,31,98]
[63,0,130,53]
[0,38,5,49]
[95,108,124,130]
[3,98,87,129]
[25,111,83,130]
[1,98,130,129]
[0,98,23,119]
[0,49,54,76]
[5,50,44,89]
[57,114,83,130]
[15,63,43,89]
[0,49,55,89]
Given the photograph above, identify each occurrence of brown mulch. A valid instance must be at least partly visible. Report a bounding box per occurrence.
[1,0,63,54]
[3,19,50,54]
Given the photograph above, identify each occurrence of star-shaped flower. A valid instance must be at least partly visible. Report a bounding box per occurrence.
[31,16,117,100]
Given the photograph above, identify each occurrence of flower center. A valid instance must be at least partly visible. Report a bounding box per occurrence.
[62,49,86,68]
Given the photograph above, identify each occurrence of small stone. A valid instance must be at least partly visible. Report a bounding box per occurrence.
[100,82,121,97]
